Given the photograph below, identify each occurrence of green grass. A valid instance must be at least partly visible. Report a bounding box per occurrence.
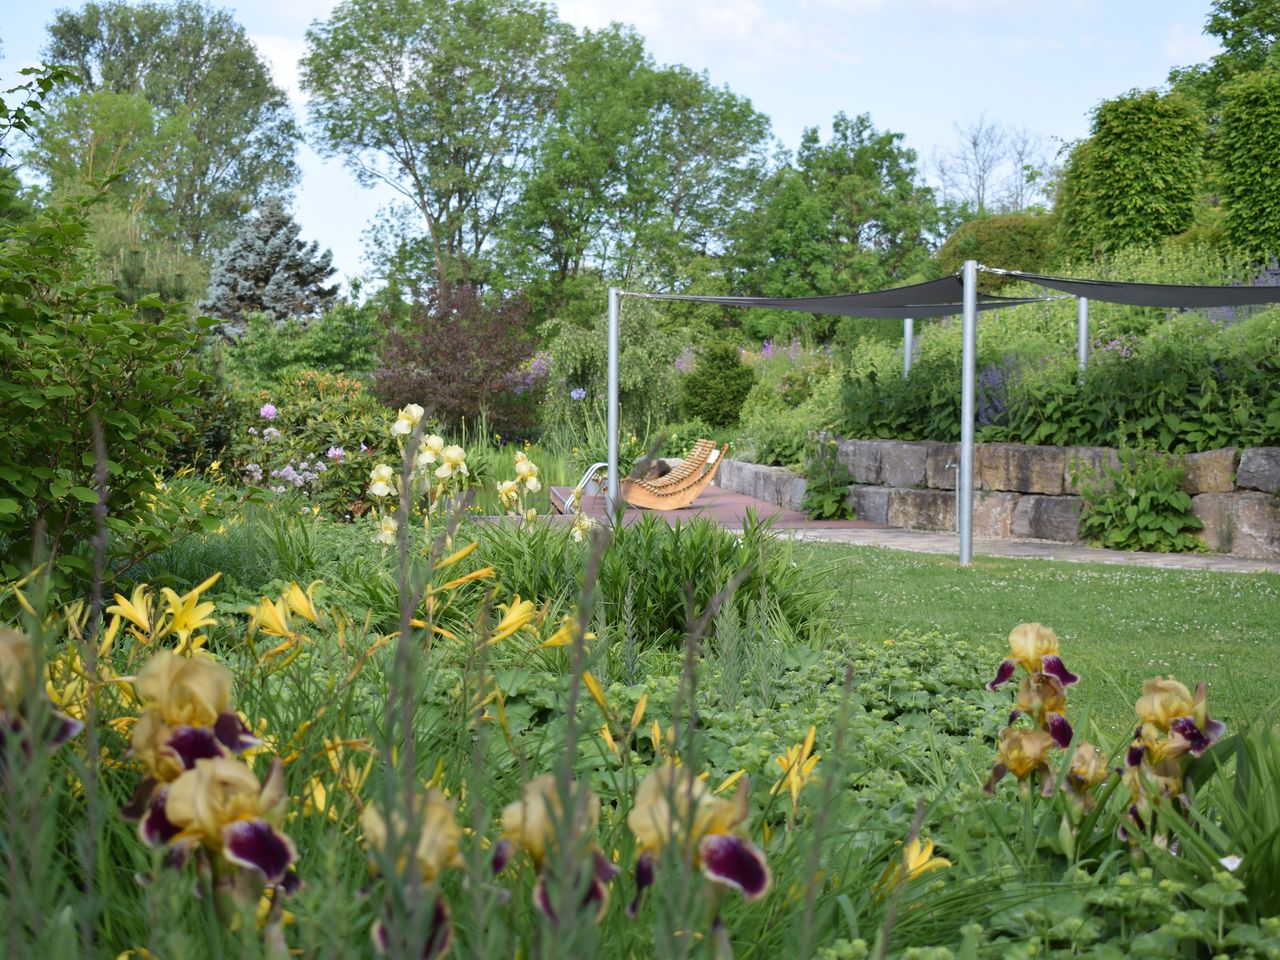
[799,542,1280,740]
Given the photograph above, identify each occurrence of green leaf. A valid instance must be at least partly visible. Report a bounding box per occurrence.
[69,486,100,503]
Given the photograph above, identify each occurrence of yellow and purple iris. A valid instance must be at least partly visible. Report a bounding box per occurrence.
[142,756,296,886]
[988,623,1079,692]
[492,773,617,922]
[0,628,82,753]
[1010,672,1074,748]
[626,765,770,915]
[984,727,1058,796]
[1063,741,1109,812]
[1134,677,1225,757]
[362,789,461,958]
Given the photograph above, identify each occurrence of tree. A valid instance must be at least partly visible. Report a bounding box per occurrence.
[1218,68,1280,256]
[1056,90,1204,258]
[496,24,771,316]
[41,0,299,256]
[727,113,940,336]
[935,114,1005,214]
[301,0,569,289]
[203,198,339,322]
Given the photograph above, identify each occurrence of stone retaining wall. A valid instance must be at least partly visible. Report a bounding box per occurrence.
[715,442,1280,560]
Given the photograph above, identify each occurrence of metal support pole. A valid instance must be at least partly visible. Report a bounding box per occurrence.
[958,261,978,565]
[605,286,621,516]
[903,317,914,378]
[1077,296,1089,375]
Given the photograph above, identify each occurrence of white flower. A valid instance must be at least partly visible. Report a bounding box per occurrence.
[391,403,425,437]
[374,515,398,546]
[415,446,438,470]
[524,476,541,494]
[1220,855,1244,872]
[368,463,396,498]
[434,445,469,480]
[497,479,520,510]
[425,434,446,455]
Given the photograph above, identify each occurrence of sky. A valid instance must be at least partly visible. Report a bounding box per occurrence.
[2,0,1223,289]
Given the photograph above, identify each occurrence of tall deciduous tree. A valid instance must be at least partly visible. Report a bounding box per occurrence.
[728,112,939,335]
[1218,68,1280,256]
[41,0,299,255]
[301,0,569,289]
[1056,90,1204,258]
[203,198,339,322]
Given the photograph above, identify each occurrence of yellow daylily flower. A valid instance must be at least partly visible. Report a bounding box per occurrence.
[249,596,294,639]
[283,581,323,625]
[877,837,951,891]
[770,726,820,810]
[108,583,155,636]
[537,612,596,649]
[490,596,537,643]
[159,573,221,650]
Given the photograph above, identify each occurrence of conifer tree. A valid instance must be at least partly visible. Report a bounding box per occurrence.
[203,198,339,322]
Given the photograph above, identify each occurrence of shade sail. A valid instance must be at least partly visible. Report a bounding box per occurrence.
[1003,271,1280,308]
[625,274,1054,318]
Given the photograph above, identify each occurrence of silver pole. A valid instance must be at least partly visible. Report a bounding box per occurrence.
[958,261,978,565]
[903,317,914,378]
[605,286,621,516]
[1077,296,1089,374]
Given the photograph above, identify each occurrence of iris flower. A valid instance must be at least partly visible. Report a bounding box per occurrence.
[434,446,469,481]
[984,727,1058,796]
[627,765,770,915]
[362,790,461,958]
[369,464,397,498]
[391,403,425,437]
[988,623,1078,691]
[1064,741,1108,813]
[144,757,295,886]
[0,628,82,751]
[1134,678,1224,756]
[492,774,617,921]
[1011,673,1074,748]
[374,515,398,546]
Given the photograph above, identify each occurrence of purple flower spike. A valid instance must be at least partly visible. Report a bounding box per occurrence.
[987,660,1016,691]
[698,834,771,900]
[222,819,296,883]
[491,838,514,875]
[168,725,226,769]
[1040,656,1079,686]
[628,850,655,917]
[214,712,260,753]
[1047,713,1074,749]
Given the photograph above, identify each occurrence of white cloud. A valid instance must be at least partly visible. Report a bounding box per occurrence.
[1164,22,1219,65]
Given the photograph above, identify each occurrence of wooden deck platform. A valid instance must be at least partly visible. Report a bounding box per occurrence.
[544,485,885,530]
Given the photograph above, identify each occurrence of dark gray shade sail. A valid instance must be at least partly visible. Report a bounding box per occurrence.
[625,275,1054,318]
[1004,271,1280,308]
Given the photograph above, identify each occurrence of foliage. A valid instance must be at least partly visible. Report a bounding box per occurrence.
[541,298,681,438]
[1057,90,1205,258]
[1218,68,1280,257]
[936,212,1060,292]
[802,440,855,520]
[497,24,771,317]
[375,284,537,433]
[42,0,299,256]
[0,189,209,585]
[229,370,391,516]
[1076,448,1205,552]
[301,0,566,288]
[727,112,940,340]
[679,341,755,429]
[222,303,381,390]
[203,197,339,324]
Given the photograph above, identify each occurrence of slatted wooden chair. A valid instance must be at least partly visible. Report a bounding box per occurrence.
[622,440,728,511]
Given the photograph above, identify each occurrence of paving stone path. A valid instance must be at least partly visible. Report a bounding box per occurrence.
[547,486,1280,575]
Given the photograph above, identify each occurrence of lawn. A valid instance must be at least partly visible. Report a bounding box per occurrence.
[804,542,1280,739]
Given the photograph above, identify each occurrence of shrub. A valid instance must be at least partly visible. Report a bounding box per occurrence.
[1219,68,1280,258]
[935,212,1059,292]
[541,297,681,438]
[223,303,380,389]
[680,341,755,428]
[376,284,537,433]
[0,192,208,584]
[1077,447,1205,552]
[801,439,854,520]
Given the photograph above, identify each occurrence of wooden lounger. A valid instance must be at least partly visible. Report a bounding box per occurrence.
[622,441,728,511]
